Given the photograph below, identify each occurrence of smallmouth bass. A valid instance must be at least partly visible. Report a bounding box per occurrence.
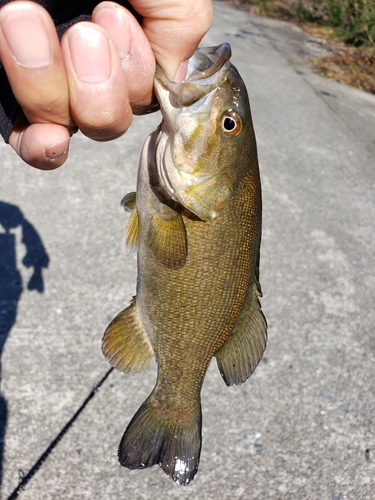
[103,43,267,486]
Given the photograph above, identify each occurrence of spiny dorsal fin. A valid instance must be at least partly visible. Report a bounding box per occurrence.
[148,209,187,269]
[102,297,154,374]
[215,274,267,386]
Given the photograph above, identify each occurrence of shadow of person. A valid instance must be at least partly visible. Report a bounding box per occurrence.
[0,201,49,489]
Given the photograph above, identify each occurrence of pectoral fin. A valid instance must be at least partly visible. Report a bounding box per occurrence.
[102,297,154,374]
[215,272,267,386]
[148,208,187,269]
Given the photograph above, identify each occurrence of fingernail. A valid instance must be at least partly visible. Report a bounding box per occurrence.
[45,137,69,161]
[133,100,160,116]
[1,10,52,68]
[68,25,111,83]
[174,61,188,82]
[94,5,131,59]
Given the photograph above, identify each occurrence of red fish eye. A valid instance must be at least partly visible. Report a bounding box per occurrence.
[220,111,242,137]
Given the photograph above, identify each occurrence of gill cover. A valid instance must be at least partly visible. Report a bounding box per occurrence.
[154,43,249,221]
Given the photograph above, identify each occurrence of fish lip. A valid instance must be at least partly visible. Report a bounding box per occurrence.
[154,43,232,109]
[186,43,232,82]
[155,43,232,86]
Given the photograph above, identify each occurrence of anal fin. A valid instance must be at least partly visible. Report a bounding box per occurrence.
[215,275,267,386]
[102,298,154,374]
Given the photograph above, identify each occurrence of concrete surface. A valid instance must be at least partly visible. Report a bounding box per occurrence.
[0,1,374,498]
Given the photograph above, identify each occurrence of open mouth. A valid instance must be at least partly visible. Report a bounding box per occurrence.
[185,43,232,83]
[154,43,232,108]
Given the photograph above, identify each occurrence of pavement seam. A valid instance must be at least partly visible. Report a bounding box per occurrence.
[6,368,114,500]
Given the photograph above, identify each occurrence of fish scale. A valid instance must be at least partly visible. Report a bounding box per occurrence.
[102,43,267,486]
[157,183,254,342]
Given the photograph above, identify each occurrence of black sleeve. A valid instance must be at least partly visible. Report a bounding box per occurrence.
[0,0,139,143]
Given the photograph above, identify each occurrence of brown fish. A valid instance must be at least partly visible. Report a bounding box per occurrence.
[102,43,267,486]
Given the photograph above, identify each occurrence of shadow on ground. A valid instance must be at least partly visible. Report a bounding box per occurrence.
[0,201,49,488]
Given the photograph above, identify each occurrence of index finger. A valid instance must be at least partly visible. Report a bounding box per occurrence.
[129,0,213,79]
[0,1,72,128]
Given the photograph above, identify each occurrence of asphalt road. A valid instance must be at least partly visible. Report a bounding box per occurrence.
[1,1,374,499]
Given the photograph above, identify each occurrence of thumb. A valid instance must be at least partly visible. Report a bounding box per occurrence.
[131,0,213,79]
[8,114,73,169]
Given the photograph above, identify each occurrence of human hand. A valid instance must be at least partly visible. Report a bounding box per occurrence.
[0,0,213,170]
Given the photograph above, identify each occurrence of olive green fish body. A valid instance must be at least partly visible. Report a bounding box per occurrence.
[103,43,267,486]
[139,133,261,383]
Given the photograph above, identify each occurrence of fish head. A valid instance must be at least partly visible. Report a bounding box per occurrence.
[154,43,254,221]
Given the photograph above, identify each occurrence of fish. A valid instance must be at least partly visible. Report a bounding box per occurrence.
[102,42,267,486]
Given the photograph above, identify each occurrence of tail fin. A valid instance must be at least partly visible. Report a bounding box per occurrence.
[119,396,202,486]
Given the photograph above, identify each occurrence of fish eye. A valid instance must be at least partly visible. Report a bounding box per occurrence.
[220,111,242,137]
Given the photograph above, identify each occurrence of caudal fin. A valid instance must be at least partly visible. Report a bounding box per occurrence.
[119,396,202,486]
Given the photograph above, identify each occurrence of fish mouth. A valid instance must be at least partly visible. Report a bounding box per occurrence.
[154,43,232,109]
[178,42,232,84]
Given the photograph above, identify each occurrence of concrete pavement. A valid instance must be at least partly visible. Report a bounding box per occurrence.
[1,1,374,498]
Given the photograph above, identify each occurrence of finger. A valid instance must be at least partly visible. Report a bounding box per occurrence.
[0,1,72,127]
[8,113,71,170]
[92,2,156,114]
[129,0,213,79]
[61,21,132,141]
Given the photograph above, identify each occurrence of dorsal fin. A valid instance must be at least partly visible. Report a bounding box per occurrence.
[215,268,267,386]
